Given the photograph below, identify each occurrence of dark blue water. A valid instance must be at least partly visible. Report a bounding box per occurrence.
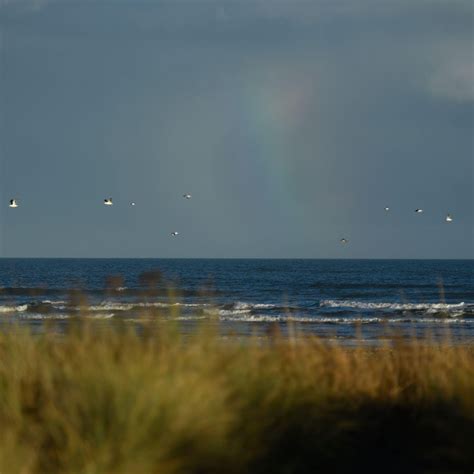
[1,259,473,344]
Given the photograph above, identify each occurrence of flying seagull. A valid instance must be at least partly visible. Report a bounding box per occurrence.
[104,198,113,206]
[384,207,390,212]
[9,199,18,208]
[183,194,192,200]
[130,202,136,206]
[171,231,179,237]
[415,209,423,213]
[446,214,453,223]
[340,238,348,245]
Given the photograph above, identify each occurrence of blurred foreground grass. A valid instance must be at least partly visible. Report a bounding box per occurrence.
[0,320,473,474]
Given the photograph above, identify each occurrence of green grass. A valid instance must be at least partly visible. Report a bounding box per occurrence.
[0,320,473,473]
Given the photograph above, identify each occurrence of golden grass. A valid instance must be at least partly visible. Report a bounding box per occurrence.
[0,320,473,474]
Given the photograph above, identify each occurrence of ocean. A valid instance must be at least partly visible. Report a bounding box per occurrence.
[0,258,473,344]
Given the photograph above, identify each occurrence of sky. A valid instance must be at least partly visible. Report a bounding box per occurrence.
[0,0,472,258]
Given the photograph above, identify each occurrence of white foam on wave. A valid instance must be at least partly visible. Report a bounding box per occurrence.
[45,301,68,310]
[18,312,114,320]
[122,315,208,323]
[219,314,474,324]
[204,302,279,316]
[151,302,210,308]
[88,313,115,319]
[0,304,28,313]
[220,314,382,323]
[18,313,70,320]
[35,300,272,314]
[234,302,277,310]
[88,301,210,312]
[174,315,208,321]
[220,314,316,323]
[320,300,467,313]
[89,303,134,311]
[218,309,252,316]
[203,308,248,317]
[204,302,277,317]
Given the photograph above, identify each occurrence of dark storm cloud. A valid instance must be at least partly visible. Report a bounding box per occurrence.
[1,0,472,103]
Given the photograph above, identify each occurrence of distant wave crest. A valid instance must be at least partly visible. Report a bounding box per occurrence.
[319,299,469,315]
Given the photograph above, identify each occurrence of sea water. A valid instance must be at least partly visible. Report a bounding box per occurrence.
[0,258,472,344]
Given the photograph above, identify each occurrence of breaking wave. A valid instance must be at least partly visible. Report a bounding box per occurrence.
[88,302,209,312]
[218,315,474,324]
[0,304,28,313]
[319,300,469,314]
[17,313,115,320]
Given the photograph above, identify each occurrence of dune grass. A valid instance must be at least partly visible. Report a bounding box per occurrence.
[0,319,472,474]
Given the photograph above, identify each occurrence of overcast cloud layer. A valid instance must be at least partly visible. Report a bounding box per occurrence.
[0,0,473,258]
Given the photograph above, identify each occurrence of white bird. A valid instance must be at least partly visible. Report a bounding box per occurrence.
[340,238,348,245]
[130,202,136,206]
[415,209,423,213]
[9,199,18,208]
[183,194,192,200]
[446,214,453,223]
[384,207,390,212]
[171,231,179,237]
[104,198,113,206]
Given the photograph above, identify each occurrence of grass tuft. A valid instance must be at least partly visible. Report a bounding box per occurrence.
[0,321,472,473]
